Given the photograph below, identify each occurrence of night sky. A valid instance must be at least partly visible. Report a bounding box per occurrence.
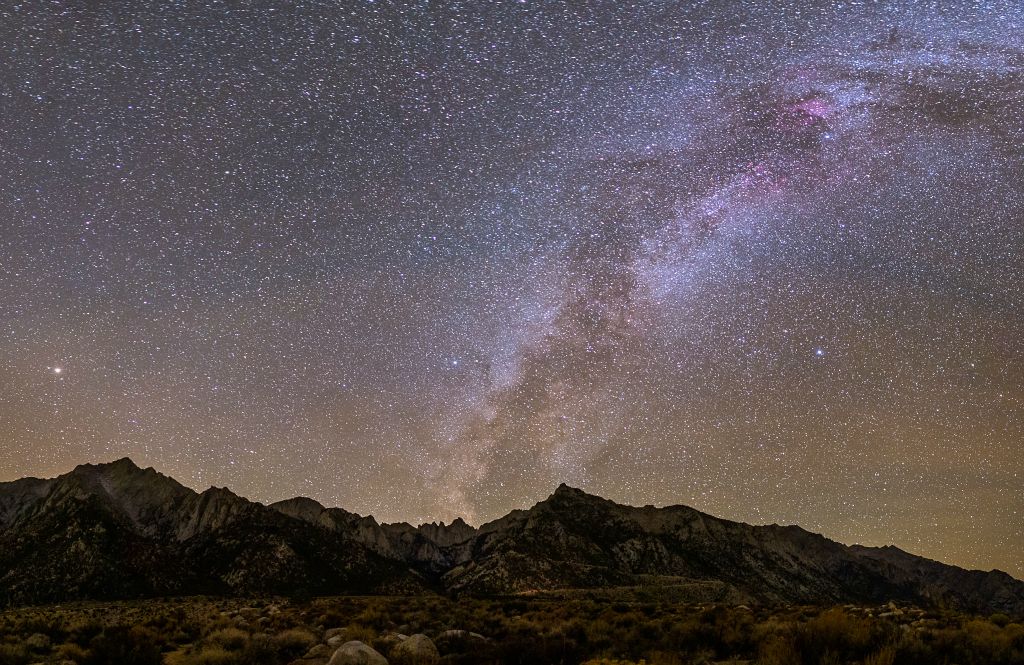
[1,1,1022,577]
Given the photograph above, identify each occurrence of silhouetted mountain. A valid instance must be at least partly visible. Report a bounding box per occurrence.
[428,484,1024,614]
[1,460,1022,614]
[269,497,476,575]
[0,459,427,605]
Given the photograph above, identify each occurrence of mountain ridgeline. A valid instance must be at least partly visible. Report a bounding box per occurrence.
[0,458,1021,614]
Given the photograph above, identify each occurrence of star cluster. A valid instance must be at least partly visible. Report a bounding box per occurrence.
[1,1,1021,576]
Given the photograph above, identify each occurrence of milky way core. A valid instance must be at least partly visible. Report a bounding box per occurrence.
[1,2,1021,576]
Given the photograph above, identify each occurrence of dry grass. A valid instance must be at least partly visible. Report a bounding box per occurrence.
[0,596,1018,665]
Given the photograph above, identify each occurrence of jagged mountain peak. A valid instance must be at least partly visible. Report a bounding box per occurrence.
[272,495,326,511]
[539,483,627,516]
[537,484,716,532]
[268,495,328,522]
[73,455,137,470]
[413,517,478,547]
[545,482,629,507]
[2,457,164,499]
[413,516,475,533]
[418,516,469,528]
[91,455,140,469]
[198,485,242,499]
[552,482,585,496]
[71,456,149,478]
[67,457,190,498]
[26,458,194,538]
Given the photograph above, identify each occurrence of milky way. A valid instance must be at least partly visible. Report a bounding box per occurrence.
[1,1,1022,577]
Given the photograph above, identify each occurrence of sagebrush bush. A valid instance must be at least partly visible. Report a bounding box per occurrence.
[55,641,89,662]
[863,645,896,665]
[83,626,162,665]
[181,645,238,665]
[206,627,249,651]
[272,627,317,657]
[340,623,378,645]
[0,643,30,665]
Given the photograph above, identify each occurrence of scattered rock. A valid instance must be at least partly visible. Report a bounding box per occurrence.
[434,630,487,654]
[328,641,389,665]
[375,632,408,653]
[436,630,485,641]
[306,644,333,658]
[390,633,439,665]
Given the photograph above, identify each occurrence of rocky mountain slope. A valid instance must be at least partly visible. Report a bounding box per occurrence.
[0,459,426,605]
[1,459,1022,614]
[429,485,1024,614]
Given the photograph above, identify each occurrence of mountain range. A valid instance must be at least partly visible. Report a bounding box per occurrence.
[0,458,1021,614]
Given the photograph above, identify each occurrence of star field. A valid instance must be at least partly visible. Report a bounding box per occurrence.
[1,1,1022,577]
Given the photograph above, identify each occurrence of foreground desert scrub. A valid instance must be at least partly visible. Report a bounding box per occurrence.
[0,596,1019,665]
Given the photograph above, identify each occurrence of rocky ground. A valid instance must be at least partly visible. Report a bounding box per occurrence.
[0,595,1020,665]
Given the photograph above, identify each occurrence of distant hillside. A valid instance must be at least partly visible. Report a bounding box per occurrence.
[1,458,1021,614]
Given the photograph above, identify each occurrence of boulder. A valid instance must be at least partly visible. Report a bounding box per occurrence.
[375,633,408,653]
[328,641,389,665]
[389,634,439,665]
[434,630,487,654]
[306,644,333,658]
[436,629,485,641]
